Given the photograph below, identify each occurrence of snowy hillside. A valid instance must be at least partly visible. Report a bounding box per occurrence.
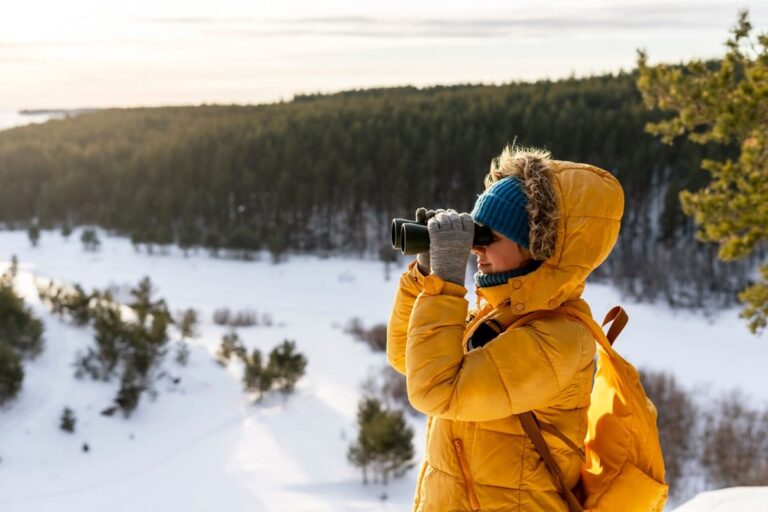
[0,228,765,511]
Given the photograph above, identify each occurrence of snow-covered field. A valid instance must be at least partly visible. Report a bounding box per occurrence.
[0,229,765,511]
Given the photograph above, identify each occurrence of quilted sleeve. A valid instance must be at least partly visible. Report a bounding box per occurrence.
[386,260,427,375]
[406,276,593,420]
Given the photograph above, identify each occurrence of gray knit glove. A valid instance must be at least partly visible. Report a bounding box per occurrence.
[415,207,436,275]
[428,210,474,286]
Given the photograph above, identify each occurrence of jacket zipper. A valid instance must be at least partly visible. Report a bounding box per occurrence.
[453,438,480,511]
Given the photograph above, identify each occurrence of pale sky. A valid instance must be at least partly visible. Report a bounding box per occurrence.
[1,0,767,109]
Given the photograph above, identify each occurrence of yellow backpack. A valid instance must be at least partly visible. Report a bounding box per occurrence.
[509,305,669,512]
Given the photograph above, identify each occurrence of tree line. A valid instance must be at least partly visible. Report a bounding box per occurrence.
[0,71,755,308]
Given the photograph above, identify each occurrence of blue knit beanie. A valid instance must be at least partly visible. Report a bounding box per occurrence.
[471,176,530,249]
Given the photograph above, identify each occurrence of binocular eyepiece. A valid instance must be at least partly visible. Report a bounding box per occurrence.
[391,216,494,255]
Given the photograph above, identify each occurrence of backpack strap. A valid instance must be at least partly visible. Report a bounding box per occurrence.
[507,305,629,512]
[538,420,586,461]
[602,305,628,346]
[518,411,584,512]
[553,306,623,356]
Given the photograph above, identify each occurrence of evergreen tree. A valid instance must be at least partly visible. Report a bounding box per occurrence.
[348,397,380,484]
[80,228,101,252]
[27,223,40,247]
[60,407,77,433]
[372,407,415,484]
[242,348,274,398]
[268,232,288,264]
[115,368,144,417]
[226,223,260,258]
[61,222,73,240]
[61,277,174,417]
[0,343,23,405]
[637,10,768,333]
[128,277,159,325]
[175,342,190,366]
[217,330,246,365]
[266,340,307,394]
[177,223,199,256]
[348,396,415,484]
[0,67,753,309]
[0,274,45,359]
[8,255,18,278]
[62,285,95,326]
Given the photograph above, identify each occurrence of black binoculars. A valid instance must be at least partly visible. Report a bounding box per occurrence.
[391,217,494,255]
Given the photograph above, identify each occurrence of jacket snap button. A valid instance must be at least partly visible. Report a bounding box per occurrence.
[514,303,525,312]
[548,299,558,308]
[512,280,522,290]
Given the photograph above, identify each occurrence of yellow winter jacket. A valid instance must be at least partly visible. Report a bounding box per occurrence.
[387,161,624,511]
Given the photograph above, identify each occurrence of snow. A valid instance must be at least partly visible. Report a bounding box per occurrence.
[0,110,64,131]
[0,228,765,511]
[673,487,768,511]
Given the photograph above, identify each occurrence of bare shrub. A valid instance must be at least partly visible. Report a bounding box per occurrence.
[175,308,199,339]
[700,392,768,488]
[345,317,387,352]
[361,366,417,416]
[640,368,699,495]
[345,317,364,339]
[212,307,263,327]
[380,366,413,413]
[212,308,231,326]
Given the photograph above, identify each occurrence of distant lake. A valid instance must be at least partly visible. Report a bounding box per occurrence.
[0,110,66,131]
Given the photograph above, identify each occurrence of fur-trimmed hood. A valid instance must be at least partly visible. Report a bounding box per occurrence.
[479,160,624,312]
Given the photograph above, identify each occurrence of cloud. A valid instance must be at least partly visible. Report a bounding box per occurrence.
[143,2,731,40]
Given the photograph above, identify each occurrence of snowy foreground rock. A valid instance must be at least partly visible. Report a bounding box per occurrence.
[673,487,768,511]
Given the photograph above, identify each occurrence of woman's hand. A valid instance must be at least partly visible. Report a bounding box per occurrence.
[415,207,436,274]
[428,210,474,286]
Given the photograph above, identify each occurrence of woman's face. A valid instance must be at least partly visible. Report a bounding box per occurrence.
[471,229,532,274]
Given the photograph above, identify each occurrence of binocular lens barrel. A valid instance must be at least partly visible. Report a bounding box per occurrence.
[391,218,410,250]
[390,217,494,255]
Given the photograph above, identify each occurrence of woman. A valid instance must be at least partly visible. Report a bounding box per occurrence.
[387,145,624,511]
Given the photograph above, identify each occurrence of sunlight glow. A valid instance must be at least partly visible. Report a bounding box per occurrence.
[1,0,766,109]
